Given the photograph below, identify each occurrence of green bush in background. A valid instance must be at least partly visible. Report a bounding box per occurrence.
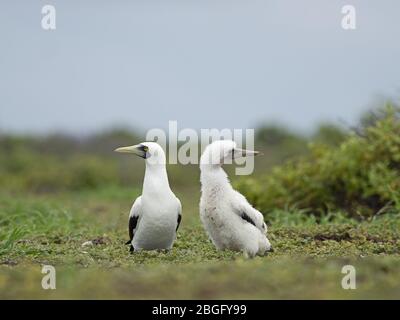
[0,130,128,192]
[237,105,400,218]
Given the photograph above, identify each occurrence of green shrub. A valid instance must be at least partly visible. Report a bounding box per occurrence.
[237,105,400,218]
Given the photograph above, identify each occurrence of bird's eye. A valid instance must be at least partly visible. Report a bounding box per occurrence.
[143,146,149,152]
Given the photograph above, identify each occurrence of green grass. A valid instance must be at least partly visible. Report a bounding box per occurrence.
[1,188,400,299]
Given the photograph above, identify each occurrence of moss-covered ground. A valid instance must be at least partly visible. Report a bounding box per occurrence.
[1,187,399,299]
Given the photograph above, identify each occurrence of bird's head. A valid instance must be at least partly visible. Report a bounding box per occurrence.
[114,142,166,165]
[200,140,260,167]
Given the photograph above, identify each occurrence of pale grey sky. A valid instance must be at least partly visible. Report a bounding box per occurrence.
[0,0,399,134]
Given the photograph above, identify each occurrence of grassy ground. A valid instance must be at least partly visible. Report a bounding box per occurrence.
[1,187,400,299]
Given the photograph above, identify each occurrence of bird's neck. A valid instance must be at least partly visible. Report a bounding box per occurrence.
[200,165,232,194]
[143,163,171,195]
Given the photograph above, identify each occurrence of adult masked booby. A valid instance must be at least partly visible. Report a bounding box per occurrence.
[115,142,182,252]
[199,140,272,258]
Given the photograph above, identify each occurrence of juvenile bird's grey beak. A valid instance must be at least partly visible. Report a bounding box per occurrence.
[233,148,262,158]
[114,144,147,158]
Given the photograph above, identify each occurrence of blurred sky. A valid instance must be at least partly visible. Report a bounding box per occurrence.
[0,0,399,135]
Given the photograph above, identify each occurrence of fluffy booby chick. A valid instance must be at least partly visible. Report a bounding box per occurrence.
[199,140,271,258]
[115,142,181,252]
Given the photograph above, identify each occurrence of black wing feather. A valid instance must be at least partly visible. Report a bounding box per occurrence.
[176,214,182,231]
[126,215,138,244]
[241,212,256,227]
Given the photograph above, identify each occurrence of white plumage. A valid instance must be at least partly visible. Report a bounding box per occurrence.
[200,140,272,258]
[115,142,181,252]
